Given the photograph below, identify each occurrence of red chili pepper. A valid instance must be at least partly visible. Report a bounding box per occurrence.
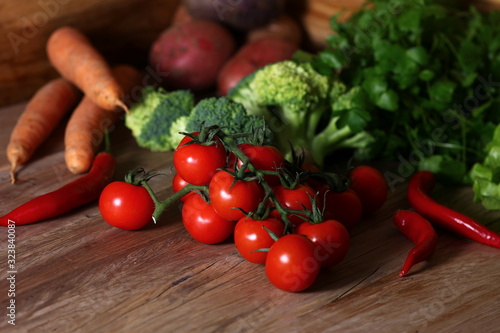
[407,170,500,249]
[393,209,438,277]
[0,152,115,226]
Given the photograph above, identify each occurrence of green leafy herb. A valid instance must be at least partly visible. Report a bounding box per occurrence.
[315,0,500,190]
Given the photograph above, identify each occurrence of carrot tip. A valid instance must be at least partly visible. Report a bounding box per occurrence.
[10,163,17,184]
[116,99,129,115]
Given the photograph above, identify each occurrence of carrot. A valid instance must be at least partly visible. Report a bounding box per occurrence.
[64,65,142,174]
[7,78,81,184]
[46,26,129,114]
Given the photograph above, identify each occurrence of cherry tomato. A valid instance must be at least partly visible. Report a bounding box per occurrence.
[296,220,350,267]
[265,234,320,292]
[209,170,265,221]
[322,188,363,229]
[182,193,235,244]
[232,143,285,186]
[234,216,284,264]
[172,173,195,203]
[173,133,227,185]
[99,181,155,231]
[271,184,316,227]
[349,166,388,215]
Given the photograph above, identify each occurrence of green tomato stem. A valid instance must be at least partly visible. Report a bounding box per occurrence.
[219,132,296,232]
[140,180,207,222]
[139,128,315,231]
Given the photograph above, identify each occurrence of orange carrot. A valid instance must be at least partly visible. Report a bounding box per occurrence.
[7,78,81,183]
[46,26,129,114]
[64,65,142,174]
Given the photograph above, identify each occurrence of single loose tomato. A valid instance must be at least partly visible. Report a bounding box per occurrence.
[271,184,316,227]
[265,234,320,292]
[233,143,285,186]
[349,166,388,215]
[173,133,227,185]
[322,188,363,229]
[182,193,235,244]
[296,220,350,267]
[234,216,284,264]
[209,170,265,221]
[172,173,195,203]
[99,181,155,231]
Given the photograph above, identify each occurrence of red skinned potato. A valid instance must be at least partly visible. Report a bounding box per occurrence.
[247,15,303,46]
[217,37,298,96]
[149,20,236,91]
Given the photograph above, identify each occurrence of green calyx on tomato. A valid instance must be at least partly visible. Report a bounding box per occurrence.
[177,123,226,148]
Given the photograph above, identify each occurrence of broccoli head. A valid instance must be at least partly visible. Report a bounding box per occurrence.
[229,60,330,161]
[125,86,195,151]
[170,96,269,146]
[229,60,377,166]
[126,86,270,151]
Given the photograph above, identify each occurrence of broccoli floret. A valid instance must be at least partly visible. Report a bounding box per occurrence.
[229,61,330,154]
[229,60,377,166]
[169,96,269,146]
[187,97,259,134]
[125,86,195,151]
[169,116,189,148]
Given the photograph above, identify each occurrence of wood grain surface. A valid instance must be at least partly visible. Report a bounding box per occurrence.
[1,1,500,332]
[0,100,499,333]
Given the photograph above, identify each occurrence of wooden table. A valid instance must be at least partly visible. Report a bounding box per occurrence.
[2,0,500,331]
[0,96,499,333]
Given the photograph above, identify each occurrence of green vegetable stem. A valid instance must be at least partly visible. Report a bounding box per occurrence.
[133,125,320,232]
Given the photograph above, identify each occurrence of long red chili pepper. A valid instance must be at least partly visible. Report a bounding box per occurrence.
[407,170,500,249]
[393,210,438,277]
[0,152,115,226]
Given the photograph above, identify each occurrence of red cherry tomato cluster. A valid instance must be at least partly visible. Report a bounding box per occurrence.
[99,127,388,292]
[168,130,389,292]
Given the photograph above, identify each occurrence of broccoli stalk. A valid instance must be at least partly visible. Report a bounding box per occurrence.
[229,60,377,166]
[310,84,376,164]
[311,119,375,165]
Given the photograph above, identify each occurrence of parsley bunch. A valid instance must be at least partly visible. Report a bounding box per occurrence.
[315,0,500,185]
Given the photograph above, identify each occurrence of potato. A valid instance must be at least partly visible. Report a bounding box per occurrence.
[149,20,236,91]
[217,38,298,96]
